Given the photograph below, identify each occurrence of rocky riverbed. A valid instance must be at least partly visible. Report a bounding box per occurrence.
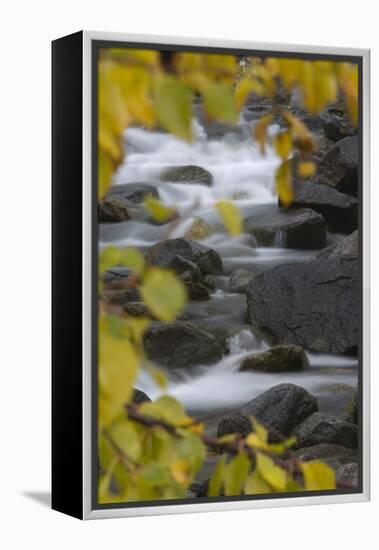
[99,91,360,490]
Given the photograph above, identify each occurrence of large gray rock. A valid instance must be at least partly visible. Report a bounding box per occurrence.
[282,180,358,234]
[293,412,358,449]
[293,443,354,462]
[244,205,326,249]
[241,383,318,435]
[246,256,359,353]
[147,238,223,276]
[318,230,358,260]
[217,414,252,439]
[98,195,133,223]
[336,463,359,487]
[143,322,224,368]
[239,345,308,373]
[315,136,358,196]
[160,165,213,186]
[106,182,159,203]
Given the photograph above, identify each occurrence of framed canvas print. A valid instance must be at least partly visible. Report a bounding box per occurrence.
[52,31,370,520]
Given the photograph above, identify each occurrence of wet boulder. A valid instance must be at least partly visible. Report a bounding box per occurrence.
[217,414,252,439]
[293,443,354,462]
[147,238,223,276]
[106,182,160,203]
[281,180,358,234]
[318,230,358,260]
[98,195,133,223]
[241,383,318,436]
[160,165,213,186]
[292,412,358,449]
[132,389,151,404]
[185,217,212,240]
[230,270,255,294]
[239,345,308,373]
[320,102,357,142]
[246,256,359,353]
[143,321,224,368]
[336,463,359,487]
[315,136,359,196]
[244,205,326,249]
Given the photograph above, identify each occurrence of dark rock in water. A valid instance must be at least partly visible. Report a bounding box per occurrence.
[281,180,358,234]
[106,182,159,203]
[345,388,358,424]
[101,288,140,304]
[122,302,154,319]
[230,270,255,294]
[320,103,357,142]
[132,389,151,404]
[245,256,359,353]
[292,412,358,449]
[167,255,203,282]
[239,345,308,373]
[185,281,211,301]
[241,383,318,436]
[293,443,354,462]
[190,479,209,497]
[318,230,358,260]
[217,414,252,438]
[103,266,132,285]
[160,165,213,186]
[336,463,359,487]
[315,136,358,196]
[143,321,224,368]
[203,275,216,291]
[147,238,223,276]
[98,195,133,223]
[244,205,326,249]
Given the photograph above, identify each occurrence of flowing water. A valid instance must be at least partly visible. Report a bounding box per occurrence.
[99,119,358,424]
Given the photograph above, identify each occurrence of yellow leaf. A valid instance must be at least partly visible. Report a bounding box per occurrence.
[254,113,273,154]
[301,461,336,491]
[234,77,266,110]
[140,268,187,322]
[224,452,251,496]
[143,194,177,223]
[169,459,191,486]
[273,129,293,160]
[278,59,302,89]
[215,200,242,236]
[245,433,269,451]
[154,74,193,141]
[275,161,293,207]
[145,362,167,389]
[98,149,115,200]
[256,452,287,491]
[99,245,145,275]
[297,160,316,178]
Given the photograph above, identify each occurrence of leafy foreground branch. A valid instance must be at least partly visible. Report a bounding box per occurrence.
[98,393,347,504]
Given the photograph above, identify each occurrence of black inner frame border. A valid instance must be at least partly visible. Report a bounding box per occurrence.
[91,39,364,511]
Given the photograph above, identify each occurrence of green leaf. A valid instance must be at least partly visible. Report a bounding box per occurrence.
[223,452,251,496]
[139,463,172,487]
[208,456,226,497]
[301,461,336,490]
[153,395,188,424]
[256,452,287,491]
[143,194,177,223]
[244,471,271,494]
[108,420,142,462]
[215,200,242,236]
[140,268,187,322]
[202,81,237,124]
[99,245,145,275]
[154,74,193,141]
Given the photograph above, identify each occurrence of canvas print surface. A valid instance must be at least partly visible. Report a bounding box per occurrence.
[96,45,361,507]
